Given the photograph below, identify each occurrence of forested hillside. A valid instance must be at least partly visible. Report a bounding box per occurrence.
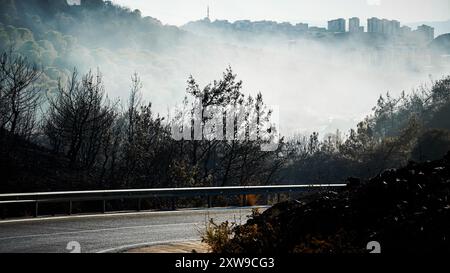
[282,76,450,183]
[0,0,187,96]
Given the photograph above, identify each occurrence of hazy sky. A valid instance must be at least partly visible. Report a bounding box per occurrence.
[111,0,450,26]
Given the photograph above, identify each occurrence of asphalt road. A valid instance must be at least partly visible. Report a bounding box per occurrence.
[0,207,260,253]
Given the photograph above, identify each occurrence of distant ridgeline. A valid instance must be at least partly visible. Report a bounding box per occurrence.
[0,0,185,91]
[430,33,450,54]
[0,0,178,49]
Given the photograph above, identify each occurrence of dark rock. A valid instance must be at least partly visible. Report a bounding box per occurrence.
[346,177,361,189]
[228,153,450,254]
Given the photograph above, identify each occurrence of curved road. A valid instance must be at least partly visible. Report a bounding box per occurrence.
[0,207,260,253]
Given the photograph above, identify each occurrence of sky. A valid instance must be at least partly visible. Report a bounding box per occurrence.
[110,0,450,26]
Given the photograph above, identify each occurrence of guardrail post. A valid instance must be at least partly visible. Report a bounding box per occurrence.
[102,200,106,213]
[242,194,247,207]
[171,197,176,211]
[68,200,72,215]
[34,201,39,218]
[1,205,5,219]
[277,193,281,203]
[207,196,212,208]
[137,198,141,212]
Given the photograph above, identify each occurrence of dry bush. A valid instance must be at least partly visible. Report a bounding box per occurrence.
[201,219,237,253]
[201,208,265,253]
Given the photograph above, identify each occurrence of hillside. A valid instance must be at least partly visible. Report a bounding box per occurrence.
[0,0,191,104]
[431,33,450,54]
[205,152,450,253]
[0,0,182,49]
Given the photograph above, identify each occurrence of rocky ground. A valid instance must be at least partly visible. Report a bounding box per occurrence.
[216,152,450,254]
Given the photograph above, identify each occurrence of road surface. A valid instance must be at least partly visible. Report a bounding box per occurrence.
[0,207,260,253]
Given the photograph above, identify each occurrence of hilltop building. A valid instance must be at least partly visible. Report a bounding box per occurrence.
[328,18,346,33]
[349,17,364,33]
[309,26,327,32]
[368,17,382,33]
[382,19,400,35]
[295,23,309,32]
[416,24,435,41]
[400,25,412,36]
[368,17,399,35]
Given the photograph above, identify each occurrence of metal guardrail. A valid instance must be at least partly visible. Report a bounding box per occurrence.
[0,184,347,218]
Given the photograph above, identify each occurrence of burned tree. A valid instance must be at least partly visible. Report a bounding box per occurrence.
[171,67,284,187]
[44,69,116,169]
[0,51,42,140]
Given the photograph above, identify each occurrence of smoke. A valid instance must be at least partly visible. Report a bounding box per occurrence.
[49,9,449,137]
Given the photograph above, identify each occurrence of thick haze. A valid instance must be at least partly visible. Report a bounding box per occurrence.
[111,0,450,26]
[87,34,450,137]
[61,0,450,136]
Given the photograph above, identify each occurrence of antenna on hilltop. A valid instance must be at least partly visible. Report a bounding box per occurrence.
[207,5,210,20]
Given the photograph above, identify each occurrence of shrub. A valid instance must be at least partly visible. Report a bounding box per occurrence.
[201,219,237,253]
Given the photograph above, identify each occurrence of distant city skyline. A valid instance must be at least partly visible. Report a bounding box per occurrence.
[110,0,450,26]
